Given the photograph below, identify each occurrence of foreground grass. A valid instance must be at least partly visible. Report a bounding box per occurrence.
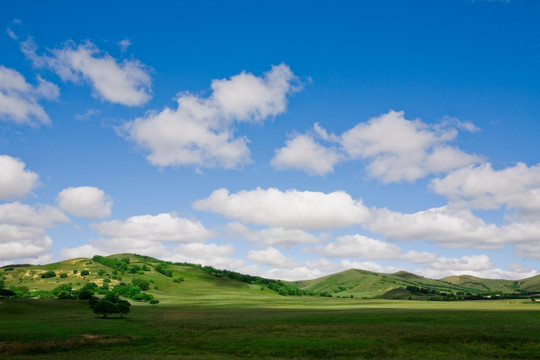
[1,298,539,359]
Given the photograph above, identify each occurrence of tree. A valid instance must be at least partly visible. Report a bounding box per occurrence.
[93,300,117,318]
[116,300,131,317]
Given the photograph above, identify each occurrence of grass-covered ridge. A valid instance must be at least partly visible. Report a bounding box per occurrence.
[1,253,539,303]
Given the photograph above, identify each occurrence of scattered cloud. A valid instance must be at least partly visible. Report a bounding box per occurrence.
[194,187,370,230]
[165,243,244,270]
[57,186,113,219]
[21,37,151,106]
[368,206,504,249]
[122,64,300,169]
[0,66,59,125]
[248,247,299,268]
[227,222,319,246]
[0,155,40,200]
[0,202,68,261]
[273,111,480,182]
[90,212,216,244]
[118,38,132,52]
[316,234,437,263]
[431,162,540,217]
[272,131,342,175]
[341,110,480,182]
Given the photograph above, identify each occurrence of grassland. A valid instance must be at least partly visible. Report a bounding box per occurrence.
[1,254,540,359]
[1,297,540,359]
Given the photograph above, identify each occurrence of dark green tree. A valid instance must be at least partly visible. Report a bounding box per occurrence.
[93,300,117,318]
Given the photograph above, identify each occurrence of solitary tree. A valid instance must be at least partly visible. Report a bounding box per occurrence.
[93,300,117,318]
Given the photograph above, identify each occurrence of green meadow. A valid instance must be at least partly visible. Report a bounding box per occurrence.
[1,254,540,359]
[2,298,540,359]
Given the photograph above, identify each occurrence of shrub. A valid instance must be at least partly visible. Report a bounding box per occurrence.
[80,270,90,276]
[59,273,68,278]
[132,277,150,291]
[3,266,14,272]
[40,271,56,279]
[155,264,173,277]
[73,269,78,274]
[149,299,159,304]
[173,277,184,283]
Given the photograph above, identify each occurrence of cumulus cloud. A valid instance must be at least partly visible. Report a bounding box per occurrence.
[0,202,68,262]
[273,111,480,182]
[194,187,370,231]
[59,244,105,259]
[316,234,436,263]
[431,162,540,217]
[0,155,39,200]
[21,37,151,106]
[415,255,538,280]
[341,110,480,182]
[0,66,58,125]
[272,127,343,175]
[227,222,319,246]
[368,206,504,249]
[166,243,245,270]
[248,247,299,268]
[122,64,300,169]
[91,212,216,244]
[57,186,112,218]
[263,266,324,281]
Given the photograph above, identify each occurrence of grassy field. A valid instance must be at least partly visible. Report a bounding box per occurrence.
[1,297,539,359]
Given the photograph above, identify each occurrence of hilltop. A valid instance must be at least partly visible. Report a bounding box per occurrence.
[1,254,539,303]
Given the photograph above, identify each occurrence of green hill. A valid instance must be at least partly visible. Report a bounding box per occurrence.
[1,254,538,303]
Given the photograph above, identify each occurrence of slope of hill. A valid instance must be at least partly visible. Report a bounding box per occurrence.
[1,254,538,303]
[441,275,518,293]
[0,254,284,305]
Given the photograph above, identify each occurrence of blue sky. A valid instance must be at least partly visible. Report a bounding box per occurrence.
[1,0,539,280]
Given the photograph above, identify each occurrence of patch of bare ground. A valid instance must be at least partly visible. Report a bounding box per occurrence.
[0,334,133,356]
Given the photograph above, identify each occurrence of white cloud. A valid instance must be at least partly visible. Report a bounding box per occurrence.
[273,111,479,181]
[263,266,323,281]
[166,243,244,270]
[0,66,58,125]
[368,206,504,249]
[0,202,68,262]
[316,234,437,263]
[194,187,370,231]
[248,247,299,268]
[227,222,319,246]
[59,244,105,259]
[415,255,538,280]
[272,133,342,175]
[118,38,131,53]
[317,234,401,259]
[341,110,480,182]
[57,186,112,218]
[21,38,151,106]
[431,162,540,216]
[0,155,40,200]
[91,212,216,244]
[122,64,299,169]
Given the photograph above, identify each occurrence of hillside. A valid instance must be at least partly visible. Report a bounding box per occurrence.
[0,254,285,305]
[292,269,540,300]
[1,254,539,303]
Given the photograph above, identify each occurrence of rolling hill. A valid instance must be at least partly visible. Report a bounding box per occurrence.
[1,254,539,303]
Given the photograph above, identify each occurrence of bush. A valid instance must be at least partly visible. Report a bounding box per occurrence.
[173,277,184,283]
[73,269,78,274]
[40,271,56,279]
[80,270,90,276]
[3,266,14,272]
[149,299,159,304]
[59,273,68,278]
[155,264,173,277]
[52,284,73,299]
[132,277,150,291]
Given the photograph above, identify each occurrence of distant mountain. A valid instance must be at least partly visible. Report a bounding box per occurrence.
[1,254,538,302]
